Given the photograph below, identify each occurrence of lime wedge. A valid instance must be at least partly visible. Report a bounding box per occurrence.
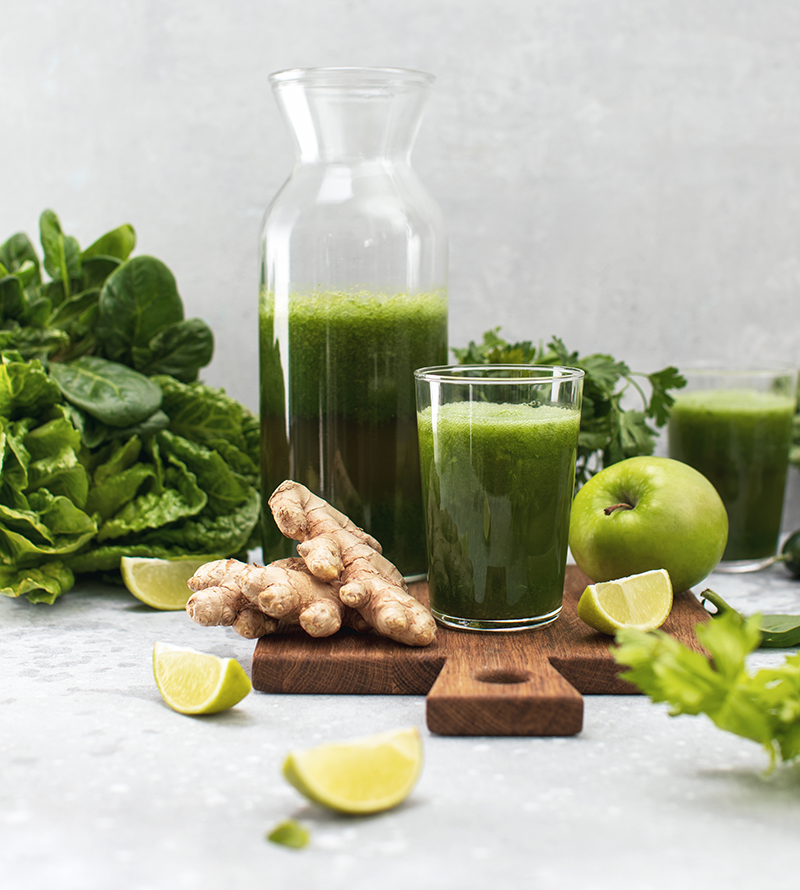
[152,642,251,715]
[121,556,216,610]
[577,568,673,635]
[282,727,423,815]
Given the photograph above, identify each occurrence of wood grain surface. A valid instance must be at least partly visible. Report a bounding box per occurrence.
[250,565,709,737]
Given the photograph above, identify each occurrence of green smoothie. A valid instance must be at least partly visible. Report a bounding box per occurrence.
[417,401,580,627]
[668,388,795,561]
[259,289,448,575]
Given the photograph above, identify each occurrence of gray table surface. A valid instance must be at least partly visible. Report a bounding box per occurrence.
[3,556,800,890]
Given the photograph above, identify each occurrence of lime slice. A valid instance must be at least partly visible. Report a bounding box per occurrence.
[121,556,216,610]
[282,727,423,815]
[152,642,251,715]
[577,568,673,635]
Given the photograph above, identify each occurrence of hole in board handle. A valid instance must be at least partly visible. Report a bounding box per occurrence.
[473,667,531,685]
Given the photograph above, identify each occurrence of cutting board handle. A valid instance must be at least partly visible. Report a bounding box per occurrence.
[425,643,584,736]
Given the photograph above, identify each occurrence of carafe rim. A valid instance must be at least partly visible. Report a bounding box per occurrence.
[269,66,435,90]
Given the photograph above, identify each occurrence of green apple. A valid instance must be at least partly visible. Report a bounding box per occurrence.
[569,456,728,593]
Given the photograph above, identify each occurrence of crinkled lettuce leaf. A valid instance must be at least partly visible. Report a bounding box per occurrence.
[0,357,260,603]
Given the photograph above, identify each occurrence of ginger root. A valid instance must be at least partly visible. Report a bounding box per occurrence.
[186,556,363,640]
[185,481,436,647]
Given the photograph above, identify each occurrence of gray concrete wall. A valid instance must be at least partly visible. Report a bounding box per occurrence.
[3,0,800,525]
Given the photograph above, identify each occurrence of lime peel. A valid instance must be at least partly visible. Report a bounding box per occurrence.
[282,727,423,815]
[122,556,220,611]
[152,641,251,715]
[577,568,674,635]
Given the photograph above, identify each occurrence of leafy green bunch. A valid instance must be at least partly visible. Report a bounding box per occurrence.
[615,611,800,769]
[453,328,685,484]
[0,210,260,603]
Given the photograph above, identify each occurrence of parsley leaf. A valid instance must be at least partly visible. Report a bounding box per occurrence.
[453,328,686,485]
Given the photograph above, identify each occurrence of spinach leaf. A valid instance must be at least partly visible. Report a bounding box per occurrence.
[132,317,214,382]
[49,289,101,329]
[0,233,42,287]
[0,211,260,603]
[80,256,121,291]
[39,210,81,301]
[0,270,27,322]
[96,256,184,366]
[81,224,136,262]
[48,355,162,427]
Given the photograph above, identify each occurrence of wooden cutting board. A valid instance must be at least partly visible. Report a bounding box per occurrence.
[251,565,709,737]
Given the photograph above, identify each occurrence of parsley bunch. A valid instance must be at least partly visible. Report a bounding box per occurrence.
[452,328,685,485]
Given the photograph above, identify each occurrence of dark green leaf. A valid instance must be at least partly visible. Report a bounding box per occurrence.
[154,375,260,459]
[48,356,162,427]
[132,317,214,381]
[572,353,630,395]
[617,409,656,457]
[0,273,26,321]
[158,430,253,514]
[96,256,184,366]
[647,366,686,426]
[134,486,260,555]
[0,233,42,285]
[39,210,81,298]
[80,256,122,290]
[49,289,101,329]
[0,490,96,568]
[106,409,171,440]
[20,293,54,329]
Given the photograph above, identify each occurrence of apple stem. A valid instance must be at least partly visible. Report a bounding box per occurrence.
[604,503,634,515]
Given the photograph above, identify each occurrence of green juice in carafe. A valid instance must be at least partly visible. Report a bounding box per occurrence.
[259,289,448,576]
[668,388,795,561]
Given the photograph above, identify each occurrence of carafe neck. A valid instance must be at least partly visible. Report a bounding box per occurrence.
[270,67,435,164]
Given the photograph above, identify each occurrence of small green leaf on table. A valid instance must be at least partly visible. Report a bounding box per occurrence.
[702,588,800,649]
[266,819,310,850]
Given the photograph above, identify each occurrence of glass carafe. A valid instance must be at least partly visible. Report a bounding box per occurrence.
[259,67,448,577]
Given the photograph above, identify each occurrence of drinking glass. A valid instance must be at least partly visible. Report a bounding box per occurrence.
[415,365,584,631]
[668,364,797,572]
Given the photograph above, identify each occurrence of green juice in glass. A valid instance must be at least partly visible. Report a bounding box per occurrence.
[417,401,580,628]
[259,289,448,576]
[668,388,795,562]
